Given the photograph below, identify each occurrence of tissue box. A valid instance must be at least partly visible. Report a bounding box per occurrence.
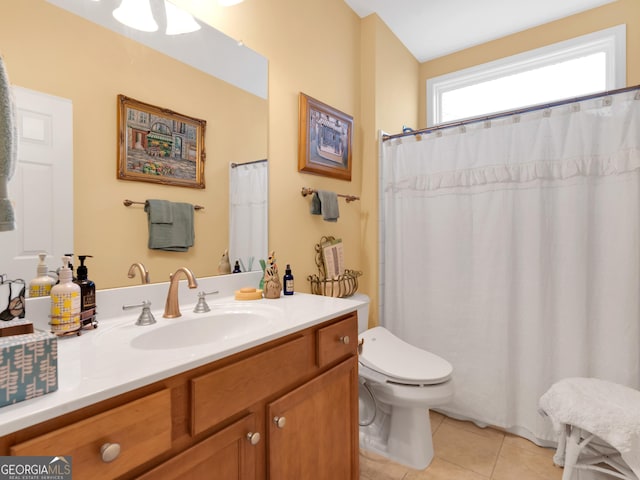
[0,329,58,407]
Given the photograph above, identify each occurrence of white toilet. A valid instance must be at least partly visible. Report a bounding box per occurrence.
[352,293,454,470]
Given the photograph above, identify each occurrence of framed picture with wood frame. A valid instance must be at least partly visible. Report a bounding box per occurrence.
[117,94,206,188]
[298,93,353,181]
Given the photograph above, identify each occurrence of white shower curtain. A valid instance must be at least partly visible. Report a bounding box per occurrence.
[381,89,640,443]
[229,161,268,271]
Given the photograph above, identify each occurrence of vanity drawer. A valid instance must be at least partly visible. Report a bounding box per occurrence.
[10,389,172,480]
[191,334,312,436]
[316,314,357,368]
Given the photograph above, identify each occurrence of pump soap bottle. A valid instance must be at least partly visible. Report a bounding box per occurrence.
[283,264,294,295]
[50,256,81,336]
[56,254,77,282]
[29,253,56,298]
[75,255,97,329]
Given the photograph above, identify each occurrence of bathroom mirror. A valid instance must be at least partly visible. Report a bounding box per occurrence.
[0,0,268,289]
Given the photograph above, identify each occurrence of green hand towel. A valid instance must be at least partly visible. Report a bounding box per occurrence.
[317,190,339,222]
[146,201,194,251]
[145,199,173,223]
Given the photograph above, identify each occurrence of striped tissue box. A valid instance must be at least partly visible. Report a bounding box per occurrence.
[0,326,58,407]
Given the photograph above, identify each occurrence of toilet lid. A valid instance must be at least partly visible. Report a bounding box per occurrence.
[358,326,453,385]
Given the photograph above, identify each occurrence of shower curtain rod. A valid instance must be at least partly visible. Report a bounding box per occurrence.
[230,159,267,168]
[382,84,640,142]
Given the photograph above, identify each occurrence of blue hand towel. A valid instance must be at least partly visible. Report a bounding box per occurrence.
[145,200,194,251]
[316,190,339,222]
[310,192,322,215]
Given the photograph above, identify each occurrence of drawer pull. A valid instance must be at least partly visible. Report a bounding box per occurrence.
[247,432,261,445]
[339,335,350,345]
[273,416,286,429]
[100,442,121,463]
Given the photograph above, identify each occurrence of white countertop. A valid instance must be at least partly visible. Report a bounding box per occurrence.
[0,272,364,436]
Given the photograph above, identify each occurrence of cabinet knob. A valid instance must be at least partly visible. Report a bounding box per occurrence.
[100,442,121,463]
[246,432,261,445]
[339,335,350,344]
[273,416,286,429]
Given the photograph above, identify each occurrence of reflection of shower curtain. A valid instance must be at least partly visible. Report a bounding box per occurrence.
[229,161,268,271]
[381,89,640,444]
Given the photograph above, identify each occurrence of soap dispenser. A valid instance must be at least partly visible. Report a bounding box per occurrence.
[50,256,81,336]
[29,253,56,298]
[56,253,77,282]
[75,255,97,329]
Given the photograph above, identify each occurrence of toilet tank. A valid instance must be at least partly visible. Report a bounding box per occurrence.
[350,293,370,333]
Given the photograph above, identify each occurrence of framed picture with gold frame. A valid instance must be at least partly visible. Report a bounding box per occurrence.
[298,93,352,181]
[117,94,206,188]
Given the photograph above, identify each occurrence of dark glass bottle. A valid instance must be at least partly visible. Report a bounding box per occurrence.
[74,255,97,329]
[283,264,294,295]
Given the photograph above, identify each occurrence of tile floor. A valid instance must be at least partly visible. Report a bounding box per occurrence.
[360,411,563,480]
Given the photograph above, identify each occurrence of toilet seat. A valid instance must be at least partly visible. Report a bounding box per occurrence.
[358,327,452,386]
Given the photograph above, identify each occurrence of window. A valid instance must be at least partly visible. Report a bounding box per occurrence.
[427,25,626,126]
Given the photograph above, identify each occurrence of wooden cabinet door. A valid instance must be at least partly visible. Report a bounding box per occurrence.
[11,390,172,480]
[138,414,260,480]
[267,357,359,480]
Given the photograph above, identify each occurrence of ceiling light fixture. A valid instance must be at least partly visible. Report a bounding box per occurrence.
[112,0,158,32]
[164,0,201,35]
[112,0,201,35]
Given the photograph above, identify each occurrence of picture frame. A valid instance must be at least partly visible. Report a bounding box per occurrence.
[298,93,353,181]
[117,94,206,188]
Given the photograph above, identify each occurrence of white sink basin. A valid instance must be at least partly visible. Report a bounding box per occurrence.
[92,303,282,351]
[131,311,274,350]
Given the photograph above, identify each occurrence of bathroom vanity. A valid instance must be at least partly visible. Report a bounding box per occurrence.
[0,276,361,479]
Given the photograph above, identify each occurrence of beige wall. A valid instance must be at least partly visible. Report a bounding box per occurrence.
[1,0,267,288]
[177,0,367,295]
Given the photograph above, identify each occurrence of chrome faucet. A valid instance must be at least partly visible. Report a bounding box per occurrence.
[163,267,198,318]
[128,262,150,284]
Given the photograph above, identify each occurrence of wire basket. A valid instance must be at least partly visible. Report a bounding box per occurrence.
[307,236,362,298]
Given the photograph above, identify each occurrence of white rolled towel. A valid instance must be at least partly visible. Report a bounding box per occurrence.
[0,56,17,232]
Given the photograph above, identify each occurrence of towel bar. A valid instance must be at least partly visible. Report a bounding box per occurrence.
[123,199,204,210]
[300,187,359,203]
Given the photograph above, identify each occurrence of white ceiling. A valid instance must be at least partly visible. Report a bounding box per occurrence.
[343,0,617,62]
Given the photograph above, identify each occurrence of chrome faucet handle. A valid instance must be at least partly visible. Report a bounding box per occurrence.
[123,300,156,326]
[193,291,219,313]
